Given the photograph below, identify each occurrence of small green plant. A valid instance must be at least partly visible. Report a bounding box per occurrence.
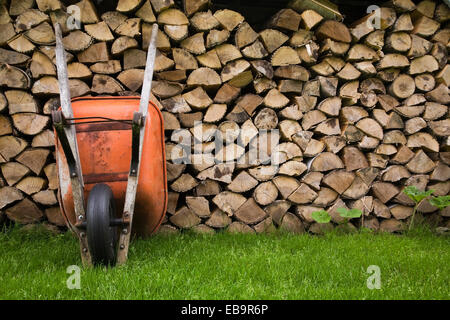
[403,186,434,231]
[336,208,363,220]
[311,208,363,228]
[429,195,450,210]
[311,210,331,224]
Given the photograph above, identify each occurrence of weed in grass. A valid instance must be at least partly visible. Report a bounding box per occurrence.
[403,186,434,231]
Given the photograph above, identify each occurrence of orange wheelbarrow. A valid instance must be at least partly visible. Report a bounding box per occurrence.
[52,23,167,267]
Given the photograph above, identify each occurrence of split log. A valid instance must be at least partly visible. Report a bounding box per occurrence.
[5,198,43,223]
[205,209,231,228]
[234,198,267,225]
[214,9,244,31]
[16,176,46,195]
[91,74,124,94]
[212,191,246,216]
[253,181,278,206]
[170,206,200,229]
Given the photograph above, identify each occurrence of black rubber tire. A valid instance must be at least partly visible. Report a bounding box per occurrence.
[86,184,118,266]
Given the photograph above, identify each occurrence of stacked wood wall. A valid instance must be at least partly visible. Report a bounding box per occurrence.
[0,0,448,235]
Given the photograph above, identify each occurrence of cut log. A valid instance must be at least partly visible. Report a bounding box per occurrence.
[151,80,184,99]
[0,136,27,161]
[171,173,198,192]
[62,31,93,52]
[169,206,200,229]
[287,183,318,204]
[0,63,30,89]
[280,212,304,233]
[253,108,278,130]
[16,176,46,195]
[16,148,49,175]
[0,116,10,137]
[259,29,289,54]
[111,36,138,56]
[0,48,29,66]
[197,49,221,69]
[271,46,300,66]
[206,29,230,48]
[406,150,436,174]
[67,62,92,80]
[85,21,114,42]
[182,87,212,110]
[269,8,301,31]
[310,152,344,172]
[316,20,351,43]
[32,130,54,148]
[77,42,109,63]
[213,9,244,31]
[12,113,48,136]
[313,187,338,207]
[408,34,432,58]
[227,171,258,193]
[197,163,234,183]
[409,55,439,75]
[44,206,65,226]
[242,41,268,60]
[388,74,415,99]
[7,34,35,54]
[4,90,38,114]
[263,89,289,109]
[212,191,246,216]
[9,0,35,16]
[205,209,231,228]
[91,74,124,94]
[372,182,399,203]
[115,17,141,38]
[299,9,323,30]
[1,162,30,187]
[235,22,258,49]
[253,181,278,206]
[412,15,440,37]
[322,170,355,194]
[234,198,267,225]
[187,67,221,90]
[185,196,210,218]
[393,13,414,32]
[6,198,42,223]
[385,32,411,52]
[180,32,205,55]
[407,132,439,152]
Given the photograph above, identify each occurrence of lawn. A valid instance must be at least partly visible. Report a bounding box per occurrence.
[0,225,448,300]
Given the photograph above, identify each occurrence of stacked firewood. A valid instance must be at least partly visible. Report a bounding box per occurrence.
[0,0,448,234]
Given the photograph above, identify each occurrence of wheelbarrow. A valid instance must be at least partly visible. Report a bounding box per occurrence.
[52,23,167,267]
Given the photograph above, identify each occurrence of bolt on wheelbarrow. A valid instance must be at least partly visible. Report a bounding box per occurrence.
[52,23,167,267]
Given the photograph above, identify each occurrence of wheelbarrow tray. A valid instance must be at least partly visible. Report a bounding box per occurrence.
[56,96,167,237]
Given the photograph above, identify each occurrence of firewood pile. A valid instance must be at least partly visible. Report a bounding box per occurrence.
[0,0,448,234]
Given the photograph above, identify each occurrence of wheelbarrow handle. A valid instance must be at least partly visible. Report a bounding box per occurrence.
[139,23,159,117]
[116,24,160,266]
[54,23,92,266]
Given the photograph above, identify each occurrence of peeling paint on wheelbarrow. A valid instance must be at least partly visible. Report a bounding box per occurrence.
[56,96,168,237]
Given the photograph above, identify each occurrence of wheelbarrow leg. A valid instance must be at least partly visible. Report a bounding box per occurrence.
[54,23,93,267]
[116,23,159,265]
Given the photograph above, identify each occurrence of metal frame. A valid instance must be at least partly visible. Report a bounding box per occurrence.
[116,23,159,265]
[53,22,159,266]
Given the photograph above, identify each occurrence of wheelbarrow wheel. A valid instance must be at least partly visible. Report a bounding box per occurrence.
[86,184,118,266]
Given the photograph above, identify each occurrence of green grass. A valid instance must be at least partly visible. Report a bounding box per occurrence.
[0,225,449,300]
